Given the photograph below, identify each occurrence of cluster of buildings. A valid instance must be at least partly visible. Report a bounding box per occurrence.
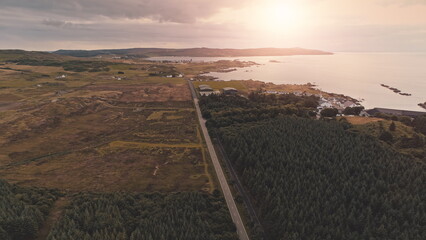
[155,59,194,64]
[318,97,358,111]
[316,96,370,116]
[264,90,320,97]
[198,84,238,96]
[263,90,367,116]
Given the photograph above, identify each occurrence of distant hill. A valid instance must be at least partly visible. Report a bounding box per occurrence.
[0,49,77,62]
[54,47,333,58]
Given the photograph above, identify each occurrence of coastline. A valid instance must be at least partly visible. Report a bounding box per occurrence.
[190,60,361,107]
[194,54,426,112]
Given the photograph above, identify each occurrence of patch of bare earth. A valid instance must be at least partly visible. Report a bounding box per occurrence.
[36,197,70,240]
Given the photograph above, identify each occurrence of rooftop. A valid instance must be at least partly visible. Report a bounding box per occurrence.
[366,108,426,117]
[223,87,238,91]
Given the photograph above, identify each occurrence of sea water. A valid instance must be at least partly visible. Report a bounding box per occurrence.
[149,53,426,111]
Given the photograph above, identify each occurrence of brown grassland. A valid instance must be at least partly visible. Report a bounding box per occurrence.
[338,116,383,125]
[0,56,226,193]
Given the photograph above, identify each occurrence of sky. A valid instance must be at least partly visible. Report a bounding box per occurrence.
[0,0,426,52]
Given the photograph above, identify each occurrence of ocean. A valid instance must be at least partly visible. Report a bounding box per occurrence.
[149,53,426,111]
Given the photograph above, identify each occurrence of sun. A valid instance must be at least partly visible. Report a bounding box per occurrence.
[253,1,307,34]
[268,2,301,23]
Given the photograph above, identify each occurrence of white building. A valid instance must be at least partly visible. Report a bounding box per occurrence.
[56,74,67,79]
[343,101,357,108]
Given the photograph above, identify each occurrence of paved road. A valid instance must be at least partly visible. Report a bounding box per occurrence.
[188,82,250,240]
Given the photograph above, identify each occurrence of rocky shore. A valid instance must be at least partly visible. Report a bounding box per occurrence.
[380,84,412,96]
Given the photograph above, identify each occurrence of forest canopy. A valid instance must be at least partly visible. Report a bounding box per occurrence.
[0,180,59,240]
[217,117,426,239]
[47,192,238,240]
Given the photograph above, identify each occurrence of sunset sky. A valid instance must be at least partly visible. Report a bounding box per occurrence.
[1,0,426,51]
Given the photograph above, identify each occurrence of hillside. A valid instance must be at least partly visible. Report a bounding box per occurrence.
[0,50,76,62]
[54,47,333,58]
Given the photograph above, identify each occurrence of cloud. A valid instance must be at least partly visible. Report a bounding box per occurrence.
[42,19,81,29]
[0,0,425,51]
[0,0,249,23]
[378,0,426,6]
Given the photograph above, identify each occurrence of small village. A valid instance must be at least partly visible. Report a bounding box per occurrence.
[196,82,369,117]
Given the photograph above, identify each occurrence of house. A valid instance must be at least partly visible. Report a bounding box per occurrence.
[319,100,333,108]
[366,108,426,117]
[223,87,238,95]
[343,100,357,108]
[112,76,126,81]
[56,74,66,79]
[359,110,370,117]
[199,85,213,92]
[55,90,67,96]
[200,91,220,96]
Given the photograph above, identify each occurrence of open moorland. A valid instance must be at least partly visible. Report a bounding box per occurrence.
[0,51,234,193]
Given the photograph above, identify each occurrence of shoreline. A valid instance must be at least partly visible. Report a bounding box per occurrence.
[192,60,361,106]
[192,56,425,112]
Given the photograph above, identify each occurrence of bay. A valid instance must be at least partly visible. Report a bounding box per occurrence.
[150,53,426,111]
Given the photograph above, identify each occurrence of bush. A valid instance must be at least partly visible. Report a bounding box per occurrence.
[379,131,393,143]
[320,108,338,118]
[343,106,364,116]
[389,121,396,131]
[413,115,426,135]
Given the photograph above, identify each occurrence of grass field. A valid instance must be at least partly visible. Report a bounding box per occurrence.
[350,119,416,138]
[347,117,425,159]
[338,116,383,125]
[193,80,248,93]
[0,57,217,193]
